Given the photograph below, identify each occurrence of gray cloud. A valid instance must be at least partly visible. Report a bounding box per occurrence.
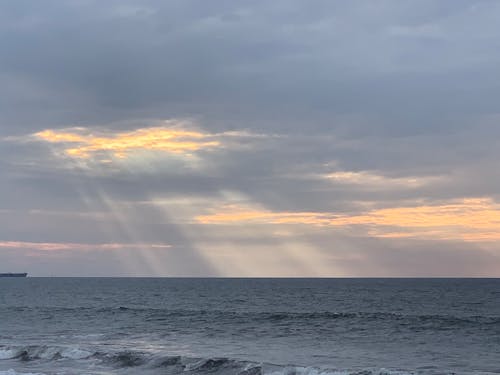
[2,0,500,133]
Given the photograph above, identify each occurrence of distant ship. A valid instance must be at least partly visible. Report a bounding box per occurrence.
[0,273,28,277]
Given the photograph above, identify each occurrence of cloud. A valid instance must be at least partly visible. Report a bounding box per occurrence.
[196,197,500,242]
[2,1,500,135]
[323,170,444,189]
[2,1,500,276]
[32,122,221,159]
[0,241,171,252]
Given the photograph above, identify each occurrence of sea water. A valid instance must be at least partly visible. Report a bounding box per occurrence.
[0,278,499,375]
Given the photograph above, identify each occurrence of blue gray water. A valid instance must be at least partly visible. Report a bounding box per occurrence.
[0,278,499,375]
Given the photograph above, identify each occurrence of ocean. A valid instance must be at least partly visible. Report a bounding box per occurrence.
[0,278,499,375]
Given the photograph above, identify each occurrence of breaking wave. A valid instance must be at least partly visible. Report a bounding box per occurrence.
[0,345,93,361]
[0,346,421,375]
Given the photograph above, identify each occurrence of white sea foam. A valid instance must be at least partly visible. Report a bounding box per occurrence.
[0,348,21,360]
[0,370,46,375]
[265,367,349,375]
[33,346,59,360]
[72,333,104,339]
[264,367,415,375]
[59,347,93,360]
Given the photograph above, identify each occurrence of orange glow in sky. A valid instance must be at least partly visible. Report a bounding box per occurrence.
[34,127,220,159]
[196,198,500,242]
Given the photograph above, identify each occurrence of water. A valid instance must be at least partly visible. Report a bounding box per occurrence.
[0,278,499,375]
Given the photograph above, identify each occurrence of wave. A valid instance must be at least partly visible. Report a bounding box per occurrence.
[4,305,499,324]
[0,367,417,375]
[0,346,94,361]
[0,346,421,375]
[259,311,500,330]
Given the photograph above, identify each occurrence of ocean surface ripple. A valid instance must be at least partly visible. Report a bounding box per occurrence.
[1,278,499,375]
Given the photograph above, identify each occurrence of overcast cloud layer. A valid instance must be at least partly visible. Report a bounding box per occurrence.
[2,0,500,276]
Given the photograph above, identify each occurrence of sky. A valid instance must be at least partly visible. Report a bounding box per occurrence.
[1,0,500,276]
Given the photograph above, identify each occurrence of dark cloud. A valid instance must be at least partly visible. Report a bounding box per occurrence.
[2,0,500,134]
